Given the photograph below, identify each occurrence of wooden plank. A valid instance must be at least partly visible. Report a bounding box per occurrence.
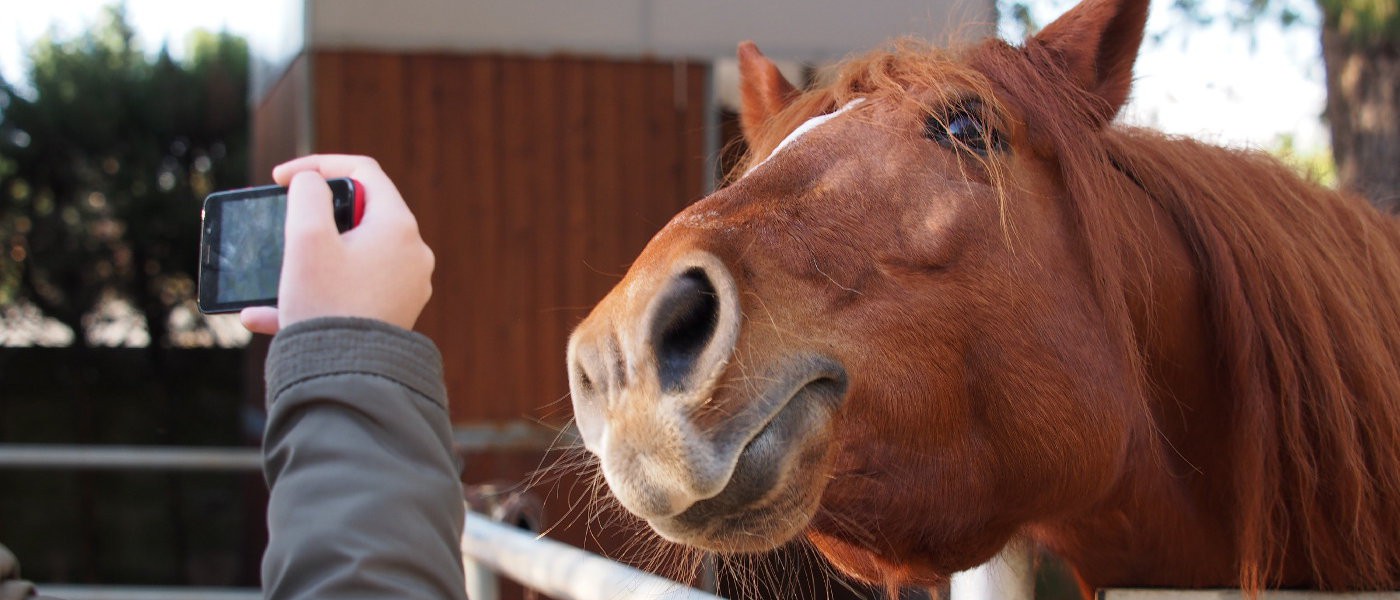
[499,56,535,422]
[616,62,648,262]
[682,63,709,200]
[558,57,594,424]
[404,55,446,365]
[310,52,344,150]
[528,57,567,421]
[435,54,477,418]
[328,53,409,172]
[466,55,504,421]
[301,52,711,427]
[589,60,623,301]
[647,61,680,245]
[376,54,410,183]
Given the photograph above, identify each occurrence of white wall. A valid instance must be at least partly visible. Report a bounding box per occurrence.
[253,0,997,105]
[248,0,307,105]
[306,0,996,61]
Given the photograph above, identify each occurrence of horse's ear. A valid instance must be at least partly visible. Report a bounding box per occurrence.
[1031,0,1148,125]
[737,41,797,143]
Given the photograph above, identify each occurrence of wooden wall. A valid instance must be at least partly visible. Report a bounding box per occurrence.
[250,49,906,600]
[310,51,710,425]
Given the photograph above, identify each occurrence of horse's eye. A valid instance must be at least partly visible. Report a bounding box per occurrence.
[926,109,1005,155]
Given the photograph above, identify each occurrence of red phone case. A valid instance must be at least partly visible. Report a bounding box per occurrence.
[352,178,365,226]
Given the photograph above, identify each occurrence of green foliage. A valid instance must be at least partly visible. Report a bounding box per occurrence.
[1164,0,1399,42]
[1319,0,1400,43]
[0,4,249,346]
[1272,133,1339,186]
[1168,0,1310,31]
[1001,0,1397,45]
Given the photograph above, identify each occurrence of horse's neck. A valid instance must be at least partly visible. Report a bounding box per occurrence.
[1035,179,1241,589]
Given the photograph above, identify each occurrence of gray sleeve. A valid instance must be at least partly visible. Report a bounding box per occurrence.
[261,317,467,600]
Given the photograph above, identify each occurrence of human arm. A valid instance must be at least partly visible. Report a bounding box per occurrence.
[245,156,466,600]
[261,316,466,600]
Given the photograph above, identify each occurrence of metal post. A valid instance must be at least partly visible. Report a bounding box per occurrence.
[463,555,501,600]
[949,542,1035,600]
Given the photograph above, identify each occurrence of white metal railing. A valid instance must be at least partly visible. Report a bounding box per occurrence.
[12,444,1392,600]
[0,425,563,473]
[461,509,723,600]
[0,444,261,471]
[951,543,1035,600]
[28,509,1400,600]
[8,444,263,599]
[31,585,261,599]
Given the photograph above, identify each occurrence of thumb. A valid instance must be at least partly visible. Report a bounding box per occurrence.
[283,171,337,253]
[240,306,280,335]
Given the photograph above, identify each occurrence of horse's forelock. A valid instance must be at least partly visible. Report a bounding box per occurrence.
[732,40,1008,180]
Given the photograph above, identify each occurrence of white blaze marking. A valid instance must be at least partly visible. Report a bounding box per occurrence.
[743,98,866,178]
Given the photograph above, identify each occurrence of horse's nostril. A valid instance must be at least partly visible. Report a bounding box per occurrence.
[651,268,721,391]
[574,364,594,395]
[568,336,611,451]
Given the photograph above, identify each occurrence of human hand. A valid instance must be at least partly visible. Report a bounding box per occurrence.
[239,155,434,335]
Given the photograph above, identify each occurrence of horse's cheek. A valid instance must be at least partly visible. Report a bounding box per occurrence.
[950,302,1134,513]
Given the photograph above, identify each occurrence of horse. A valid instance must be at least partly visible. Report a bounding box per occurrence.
[564,0,1400,594]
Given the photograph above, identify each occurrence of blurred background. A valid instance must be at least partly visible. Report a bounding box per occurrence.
[0,0,1391,598]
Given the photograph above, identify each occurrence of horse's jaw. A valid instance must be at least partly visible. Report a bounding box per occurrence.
[798,439,1030,588]
[578,357,848,553]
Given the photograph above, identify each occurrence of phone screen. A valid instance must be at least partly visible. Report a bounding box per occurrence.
[198,178,359,314]
[215,193,286,305]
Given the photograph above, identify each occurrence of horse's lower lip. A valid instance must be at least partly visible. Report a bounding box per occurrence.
[650,361,848,551]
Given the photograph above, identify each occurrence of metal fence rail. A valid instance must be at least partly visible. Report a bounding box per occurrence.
[0,444,261,471]
[950,544,1034,600]
[461,510,723,600]
[12,445,1395,600]
[32,585,261,600]
[0,425,562,473]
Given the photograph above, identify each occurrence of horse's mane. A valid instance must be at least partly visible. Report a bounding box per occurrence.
[741,40,1400,590]
[1101,127,1400,590]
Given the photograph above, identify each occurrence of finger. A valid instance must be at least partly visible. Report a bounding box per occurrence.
[273,154,378,185]
[271,157,318,186]
[273,155,411,220]
[240,307,280,335]
[284,171,337,246]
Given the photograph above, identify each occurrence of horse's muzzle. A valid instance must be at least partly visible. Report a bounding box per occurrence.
[568,249,850,550]
[568,252,748,518]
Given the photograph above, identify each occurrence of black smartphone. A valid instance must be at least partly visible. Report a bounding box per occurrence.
[197,178,363,314]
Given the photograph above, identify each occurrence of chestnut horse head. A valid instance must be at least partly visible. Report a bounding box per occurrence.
[567,0,1400,591]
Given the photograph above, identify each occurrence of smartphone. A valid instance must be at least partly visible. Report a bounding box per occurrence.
[197,178,364,314]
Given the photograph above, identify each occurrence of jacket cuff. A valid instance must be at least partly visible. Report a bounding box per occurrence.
[265,317,447,409]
